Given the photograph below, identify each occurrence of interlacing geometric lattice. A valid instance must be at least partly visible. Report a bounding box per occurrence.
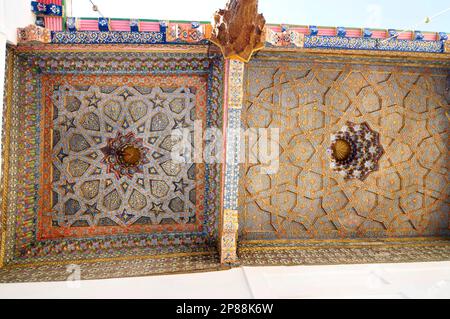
[0,47,228,282]
[240,60,449,240]
[51,83,200,229]
[1,45,449,283]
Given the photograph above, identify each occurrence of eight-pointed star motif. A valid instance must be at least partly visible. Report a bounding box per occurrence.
[116,209,135,223]
[61,116,76,131]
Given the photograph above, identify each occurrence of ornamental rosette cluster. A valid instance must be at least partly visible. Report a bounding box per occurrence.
[327,122,384,181]
[100,131,150,179]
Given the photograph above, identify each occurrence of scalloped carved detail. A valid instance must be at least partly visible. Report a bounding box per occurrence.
[210,0,266,63]
[17,24,51,44]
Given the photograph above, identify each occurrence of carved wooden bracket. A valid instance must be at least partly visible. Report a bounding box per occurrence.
[17,25,51,44]
[210,0,266,63]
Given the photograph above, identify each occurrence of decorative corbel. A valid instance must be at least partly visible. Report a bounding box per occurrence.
[209,0,266,63]
[17,24,51,44]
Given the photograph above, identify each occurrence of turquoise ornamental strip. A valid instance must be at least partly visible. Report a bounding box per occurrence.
[304,35,445,53]
[51,31,165,44]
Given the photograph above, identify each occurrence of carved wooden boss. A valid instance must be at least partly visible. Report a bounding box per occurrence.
[210,0,266,62]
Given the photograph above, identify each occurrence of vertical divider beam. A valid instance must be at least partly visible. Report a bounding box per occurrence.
[219,59,245,264]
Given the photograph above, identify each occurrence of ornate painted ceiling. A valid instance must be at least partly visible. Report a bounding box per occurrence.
[239,54,449,241]
[47,76,205,236]
[0,46,225,281]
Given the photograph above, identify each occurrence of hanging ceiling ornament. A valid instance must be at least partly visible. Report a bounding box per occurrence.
[100,132,151,180]
[209,0,266,63]
[327,122,384,181]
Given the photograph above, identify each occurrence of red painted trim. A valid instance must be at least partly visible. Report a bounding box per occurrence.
[318,28,336,36]
[110,20,130,31]
[346,29,362,38]
[371,30,387,39]
[398,31,413,40]
[139,21,160,32]
[79,19,99,31]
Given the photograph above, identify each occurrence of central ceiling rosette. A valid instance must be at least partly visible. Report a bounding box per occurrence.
[328,122,384,181]
[100,131,150,179]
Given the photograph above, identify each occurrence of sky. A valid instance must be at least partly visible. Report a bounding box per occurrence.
[72,0,450,32]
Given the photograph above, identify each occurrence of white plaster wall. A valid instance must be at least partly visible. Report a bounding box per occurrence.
[0,0,5,38]
[0,0,7,187]
[1,0,34,44]
[0,263,449,299]
[0,33,5,116]
[242,262,450,299]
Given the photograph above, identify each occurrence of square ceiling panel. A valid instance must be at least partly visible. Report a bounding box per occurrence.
[0,46,224,281]
[239,54,450,241]
[42,75,206,238]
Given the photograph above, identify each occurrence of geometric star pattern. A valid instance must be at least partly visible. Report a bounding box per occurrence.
[47,78,205,235]
[240,59,449,240]
[0,46,226,282]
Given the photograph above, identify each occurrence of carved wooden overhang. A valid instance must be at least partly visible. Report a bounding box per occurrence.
[17,24,51,44]
[210,0,266,63]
